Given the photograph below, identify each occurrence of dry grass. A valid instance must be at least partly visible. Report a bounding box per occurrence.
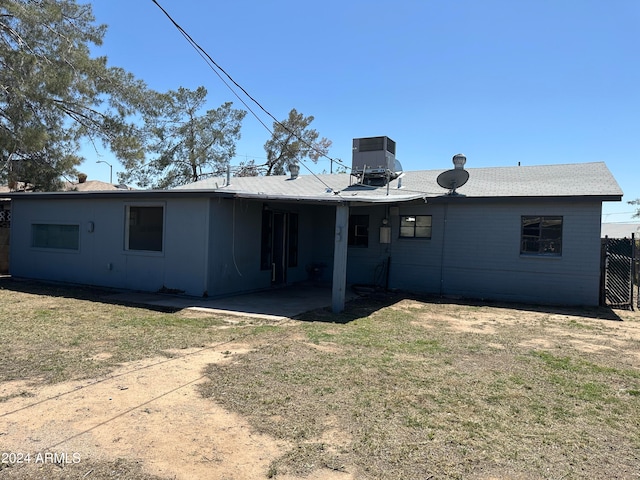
[0,278,259,391]
[0,458,166,480]
[200,296,640,479]
[2,278,640,479]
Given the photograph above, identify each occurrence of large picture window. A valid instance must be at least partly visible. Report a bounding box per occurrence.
[32,224,79,250]
[348,215,369,247]
[521,216,562,255]
[400,215,432,238]
[126,205,164,252]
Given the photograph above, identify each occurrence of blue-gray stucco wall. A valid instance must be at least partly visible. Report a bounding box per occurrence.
[10,196,210,296]
[345,204,392,287]
[379,199,603,305]
[9,193,606,306]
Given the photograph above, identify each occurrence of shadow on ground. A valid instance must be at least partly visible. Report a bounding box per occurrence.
[295,289,626,323]
[0,276,626,322]
[0,276,182,313]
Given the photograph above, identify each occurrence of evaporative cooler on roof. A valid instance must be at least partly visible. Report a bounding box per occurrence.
[352,136,401,183]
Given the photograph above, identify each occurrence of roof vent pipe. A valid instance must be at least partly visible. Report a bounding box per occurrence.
[289,163,300,179]
[452,154,466,169]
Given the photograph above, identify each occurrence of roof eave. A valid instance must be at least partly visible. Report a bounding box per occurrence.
[223,191,427,205]
[3,190,623,204]
[426,193,624,203]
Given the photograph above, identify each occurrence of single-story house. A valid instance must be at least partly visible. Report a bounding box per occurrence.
[5,140,623,311]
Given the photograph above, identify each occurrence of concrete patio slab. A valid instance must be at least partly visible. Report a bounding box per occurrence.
[104,284,359,321]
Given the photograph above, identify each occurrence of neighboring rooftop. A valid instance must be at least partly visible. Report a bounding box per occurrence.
[63,179,130,192]
[1,179,132,195]
[601,223,640,239]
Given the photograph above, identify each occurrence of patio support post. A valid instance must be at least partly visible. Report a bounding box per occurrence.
[332,204,349,313]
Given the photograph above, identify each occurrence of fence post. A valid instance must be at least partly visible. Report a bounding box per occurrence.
[600,237,607,307]
[633,233,638,310]
[631,233,635,310]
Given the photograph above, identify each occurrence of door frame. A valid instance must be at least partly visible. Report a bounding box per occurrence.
[261,207,298,285]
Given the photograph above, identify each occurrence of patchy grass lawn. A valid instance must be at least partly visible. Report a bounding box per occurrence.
[0,280,240,391]
[200,298,640,479]
[1,278,640,479]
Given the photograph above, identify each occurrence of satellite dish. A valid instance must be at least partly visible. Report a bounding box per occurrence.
[437,169,469,194]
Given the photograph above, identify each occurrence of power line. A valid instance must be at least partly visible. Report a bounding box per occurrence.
[150,0,349,191]
[603,211,637,216]
[150,1,271,133]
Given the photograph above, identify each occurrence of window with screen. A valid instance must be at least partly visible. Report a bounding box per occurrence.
[32,224,79,250]
[125,205,164,252]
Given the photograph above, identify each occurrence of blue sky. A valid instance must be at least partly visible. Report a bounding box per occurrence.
[83,0,639,222]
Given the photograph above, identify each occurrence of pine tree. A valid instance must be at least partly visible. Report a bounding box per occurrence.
[0,0,147,190]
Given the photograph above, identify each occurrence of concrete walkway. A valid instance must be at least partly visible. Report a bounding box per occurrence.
[105,284,358,321]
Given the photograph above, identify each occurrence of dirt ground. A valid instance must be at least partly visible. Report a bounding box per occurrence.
[1,304,639,480]
[0,342,351,480]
